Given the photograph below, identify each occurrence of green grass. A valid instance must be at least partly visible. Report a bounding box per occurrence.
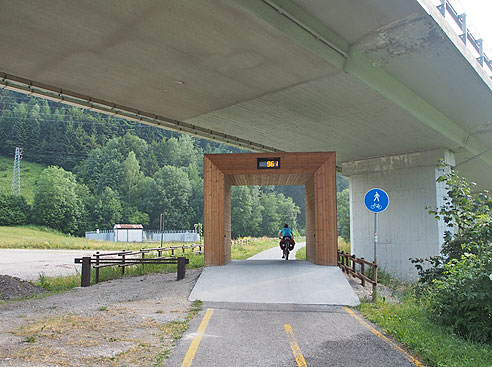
[295,246,306,260]
[0,225,193,251]
[231,237,278,259]
[0,155,46,204]
[358,294,492,367]
[295,237,350,260]
[338,237,350,253]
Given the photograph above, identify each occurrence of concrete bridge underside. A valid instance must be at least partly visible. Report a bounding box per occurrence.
[1,0,491,279]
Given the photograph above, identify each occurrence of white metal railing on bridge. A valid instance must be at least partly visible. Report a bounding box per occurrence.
[434,0,492,77]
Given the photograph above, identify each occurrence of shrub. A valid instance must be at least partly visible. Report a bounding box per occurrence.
[431,248,492,343]
[411,165,492,342]
[0,194,31,225]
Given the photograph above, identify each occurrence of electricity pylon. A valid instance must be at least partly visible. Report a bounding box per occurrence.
[10,147,22,195]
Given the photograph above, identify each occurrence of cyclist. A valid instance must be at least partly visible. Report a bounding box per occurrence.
[279,224,295,258]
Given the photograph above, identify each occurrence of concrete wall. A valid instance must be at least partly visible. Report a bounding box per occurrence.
[342,149,454,281]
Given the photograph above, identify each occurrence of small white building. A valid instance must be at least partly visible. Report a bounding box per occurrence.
[114,224,143,242]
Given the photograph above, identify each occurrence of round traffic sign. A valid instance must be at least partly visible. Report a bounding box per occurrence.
[364,188,389,213]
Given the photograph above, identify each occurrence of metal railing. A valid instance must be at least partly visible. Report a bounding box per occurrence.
[436,0,492,77]
[74,243,203,287]
[338,250,378,299]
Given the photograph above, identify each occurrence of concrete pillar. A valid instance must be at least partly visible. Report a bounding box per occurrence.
[341,149,454,281]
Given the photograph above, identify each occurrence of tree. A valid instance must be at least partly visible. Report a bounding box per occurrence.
[275,185,305,229]
[165,135,199,168]
[275,193,300,230]
[122,206,150,227]
[133,176,158,224]
[0,194,31,225]
[187,164,204,226]
[32,166,85,234]
[97,159,123,194]
[231,186,253,238]
[337,189,350,240]
[260,192,282,237]
[151,166,193,229]
[249,186,264,236]
[120,151,143,205]
[91,187,122,229]
[118,133,148,163]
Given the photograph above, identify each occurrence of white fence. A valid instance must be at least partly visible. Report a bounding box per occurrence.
[85,230,200,243]
[86,230,114,241]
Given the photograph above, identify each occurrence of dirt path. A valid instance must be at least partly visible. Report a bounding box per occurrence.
[0,269,201,366]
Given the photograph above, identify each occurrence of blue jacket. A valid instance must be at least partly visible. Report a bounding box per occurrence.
[280,227,293,237]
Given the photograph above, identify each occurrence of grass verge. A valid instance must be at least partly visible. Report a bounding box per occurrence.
[0,225,195,251]
[358,294,492,367]
[231,237,278,259]
[295,246,306,260]
[295,237,349,260]
[30,237,278,294]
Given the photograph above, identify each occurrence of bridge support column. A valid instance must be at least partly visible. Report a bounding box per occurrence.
[342,149,454,281]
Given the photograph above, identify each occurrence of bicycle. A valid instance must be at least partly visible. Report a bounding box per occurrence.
[281,237,294,260]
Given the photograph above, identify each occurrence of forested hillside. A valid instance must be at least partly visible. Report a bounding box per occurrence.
[0,89,349,238]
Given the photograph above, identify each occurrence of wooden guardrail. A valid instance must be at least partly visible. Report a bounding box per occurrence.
[338,250,378,299]
[74,243,203,287]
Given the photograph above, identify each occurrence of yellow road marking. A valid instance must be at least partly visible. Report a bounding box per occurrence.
[284,324,308,367]
[343,307,425,367]
[181,308,214,367]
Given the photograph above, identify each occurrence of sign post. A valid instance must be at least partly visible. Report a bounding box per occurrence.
[364,188,389,300]
[364,188,389,264]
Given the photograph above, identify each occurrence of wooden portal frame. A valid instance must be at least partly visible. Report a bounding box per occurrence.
[204,152,337,266]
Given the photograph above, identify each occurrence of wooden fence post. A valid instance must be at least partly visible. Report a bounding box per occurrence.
[372,261,378,301]
[177,257,187,280]
[360,257,366,287]
[121,251,126,275]
[81,257,91,287]
[95,252,100,284]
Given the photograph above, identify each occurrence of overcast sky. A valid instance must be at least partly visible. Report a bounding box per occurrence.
[443,0,492,53]
[455,0,492,41]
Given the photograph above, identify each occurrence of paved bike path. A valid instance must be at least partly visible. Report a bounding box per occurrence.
[168,305,420,367]
[170,246,423,366]
[246,241,306,260]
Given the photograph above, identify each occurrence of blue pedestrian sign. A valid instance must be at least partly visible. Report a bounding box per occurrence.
[364,188,389,213]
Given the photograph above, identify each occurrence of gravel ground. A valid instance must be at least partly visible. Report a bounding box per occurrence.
[0,249,94,281]
[343,272,401,303]
[0,269,201,366]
